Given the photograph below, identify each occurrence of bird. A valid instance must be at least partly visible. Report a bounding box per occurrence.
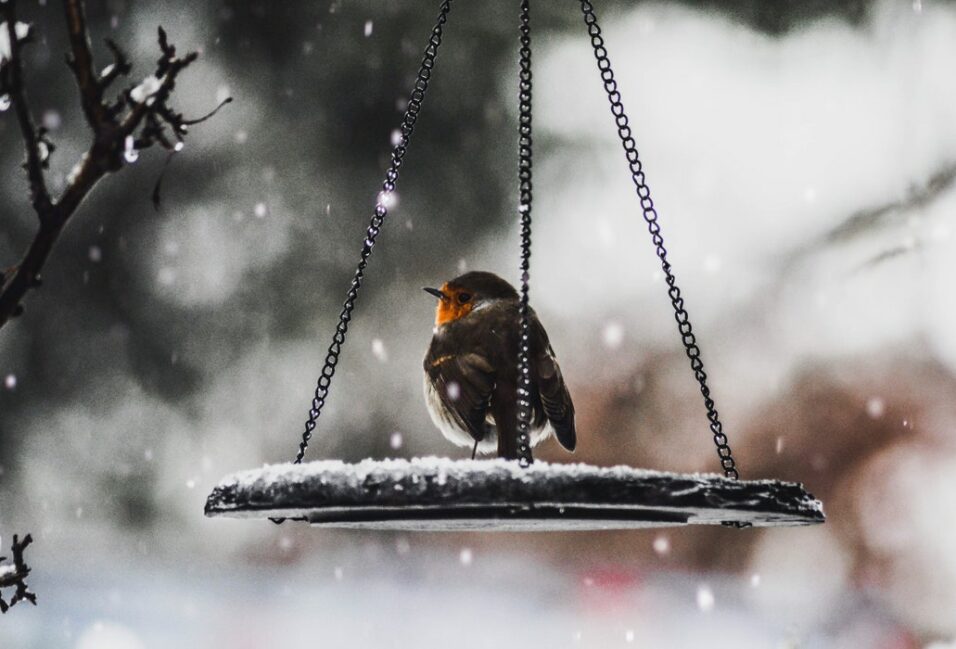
[422,271,576,460]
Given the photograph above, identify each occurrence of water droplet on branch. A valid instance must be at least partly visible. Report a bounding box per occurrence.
[123,135,139,163]
[446,381,461,401]
[130,75,161,104]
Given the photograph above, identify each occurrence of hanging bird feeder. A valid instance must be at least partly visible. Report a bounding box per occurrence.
[205,0,824,531]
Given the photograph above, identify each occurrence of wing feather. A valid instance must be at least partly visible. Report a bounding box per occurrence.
[531,315,576,451]
[426,352,496,443]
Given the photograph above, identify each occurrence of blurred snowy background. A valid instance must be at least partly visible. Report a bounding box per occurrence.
[2,0,956,646]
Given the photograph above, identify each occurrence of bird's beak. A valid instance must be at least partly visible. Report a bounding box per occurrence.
[423,287,447,300]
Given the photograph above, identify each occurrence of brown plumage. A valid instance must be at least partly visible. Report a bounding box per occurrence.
[422,271,576,459]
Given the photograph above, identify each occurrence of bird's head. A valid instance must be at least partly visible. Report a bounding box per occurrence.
[423,271,519,327]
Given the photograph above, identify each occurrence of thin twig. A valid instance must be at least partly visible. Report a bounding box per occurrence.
[63,0,106,128]
[1,5,51,215]
[0,534,36,613]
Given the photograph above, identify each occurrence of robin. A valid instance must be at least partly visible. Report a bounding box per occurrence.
[423,271,576,460]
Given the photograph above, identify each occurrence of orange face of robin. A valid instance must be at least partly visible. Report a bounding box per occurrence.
[434,282,475,326]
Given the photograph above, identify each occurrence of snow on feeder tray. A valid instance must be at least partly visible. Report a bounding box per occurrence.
[205,458,824,531]
[205,1,825,532]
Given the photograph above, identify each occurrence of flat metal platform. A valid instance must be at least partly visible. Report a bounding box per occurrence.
[204,457,825,531]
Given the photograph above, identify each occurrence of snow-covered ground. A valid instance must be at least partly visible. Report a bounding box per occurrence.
[0,532,914,649]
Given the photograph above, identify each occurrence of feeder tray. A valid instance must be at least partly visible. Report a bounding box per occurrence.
[204,458,824,531]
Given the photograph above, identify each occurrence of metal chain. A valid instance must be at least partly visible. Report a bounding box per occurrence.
[577,0,741,481]
[515,0,535,468]
[291,0,454,466]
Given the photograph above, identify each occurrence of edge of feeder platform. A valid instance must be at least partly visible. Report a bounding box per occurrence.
[204,457,825,531]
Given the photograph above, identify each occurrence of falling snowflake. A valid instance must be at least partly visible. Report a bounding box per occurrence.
[371,338,388,362]
[446,381,461,401]
[602,322,624,349]
[364,20,373,37]
[378,190,398,209]
[459,548,473,566]
[696,585,715,612]
[866,397,885,419]
[389,431,403,450]
[42,109,62,130]
[652,534,670,556]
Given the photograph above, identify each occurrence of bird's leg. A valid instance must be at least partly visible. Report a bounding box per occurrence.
[471,439,479,460]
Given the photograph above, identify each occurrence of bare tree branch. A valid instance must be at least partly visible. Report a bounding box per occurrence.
[0,534,36,613]
[1,5,51,215]
[0,0,229,332]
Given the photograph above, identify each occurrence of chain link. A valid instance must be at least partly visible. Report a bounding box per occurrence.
[291,0,454,466]
[577,0,741,481]
[515,0,535,467]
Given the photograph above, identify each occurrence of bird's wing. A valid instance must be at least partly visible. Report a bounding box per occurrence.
[532,315,576,452]
[426,352,496,443]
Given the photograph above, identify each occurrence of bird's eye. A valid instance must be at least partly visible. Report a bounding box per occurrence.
[457,293,472,304]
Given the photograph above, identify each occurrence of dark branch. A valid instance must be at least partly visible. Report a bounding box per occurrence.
[0,534,36,613]
[0,1,229,332]
[1,4,52,215]
[63,0,107,128]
